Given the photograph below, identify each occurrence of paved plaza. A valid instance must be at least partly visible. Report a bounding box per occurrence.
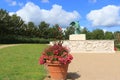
[67,52,120,80]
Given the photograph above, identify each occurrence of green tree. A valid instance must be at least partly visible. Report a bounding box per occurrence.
[0,9,24,36]
[49,24,64,40]
[114,31,120,44]
[92,29,104,39]
[10,14,24,35]
[104,31,114,40]
[64,26,75,39]
[0,9,11,35]
[38,21,49,38]
[26,22,37,37]
[86,31,94,40]
[81,27,88,34]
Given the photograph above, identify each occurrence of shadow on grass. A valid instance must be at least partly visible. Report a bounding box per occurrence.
[67,72,81,80]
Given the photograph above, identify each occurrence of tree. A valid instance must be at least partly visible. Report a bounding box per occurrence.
[86,31,94,40]
[38,21,49,38]
[81,27,88,34]
[48,24,64,40]
[0,9,11,35]
[104,31,114,40]
[114,31,120,44]
[10,14,24,35]
[26,22,37,37]
[64,26,75,39]
[0,9,24,36]
[92,29,104,39]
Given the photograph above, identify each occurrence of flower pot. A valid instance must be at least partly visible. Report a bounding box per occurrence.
[46,62,69,80]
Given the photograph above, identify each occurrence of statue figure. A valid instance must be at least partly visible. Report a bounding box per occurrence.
[70,21,81,34]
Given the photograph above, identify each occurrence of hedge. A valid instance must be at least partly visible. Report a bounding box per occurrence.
[0,35,50,44]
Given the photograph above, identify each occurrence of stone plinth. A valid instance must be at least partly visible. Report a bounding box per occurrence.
[69,34,86,40]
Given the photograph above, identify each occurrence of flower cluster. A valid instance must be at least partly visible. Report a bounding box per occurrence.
[39,42,73,65]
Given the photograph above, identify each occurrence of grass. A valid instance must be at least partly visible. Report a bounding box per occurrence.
[0,44,48,80]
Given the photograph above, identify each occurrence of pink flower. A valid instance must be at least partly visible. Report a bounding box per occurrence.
[58,57,64,62]
[53,50,58,55]
[68,54,73,60]
[39,56,45,64]
[39,41,73,65]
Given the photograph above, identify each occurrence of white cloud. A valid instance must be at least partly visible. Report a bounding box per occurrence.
[10,2,80,27]
[87,5,120,27]
[41,0,49,3]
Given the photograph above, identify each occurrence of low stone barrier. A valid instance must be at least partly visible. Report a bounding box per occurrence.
[50,40,115,53]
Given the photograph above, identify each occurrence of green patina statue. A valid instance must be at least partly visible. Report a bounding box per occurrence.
[70,21,81,34]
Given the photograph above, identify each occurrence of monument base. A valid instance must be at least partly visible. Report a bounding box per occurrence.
[50,40,115,53]
[69,34,86,40]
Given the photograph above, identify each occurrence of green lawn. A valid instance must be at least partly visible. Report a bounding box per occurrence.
[0,44,48,80]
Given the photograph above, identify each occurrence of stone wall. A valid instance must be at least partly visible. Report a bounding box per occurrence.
[50,40,115,53]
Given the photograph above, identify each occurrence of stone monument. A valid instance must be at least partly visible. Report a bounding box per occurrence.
[50,21,115,53]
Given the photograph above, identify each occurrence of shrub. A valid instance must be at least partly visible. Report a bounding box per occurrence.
[0,35,50,44]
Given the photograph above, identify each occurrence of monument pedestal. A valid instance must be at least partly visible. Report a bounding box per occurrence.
[69,34,86,40]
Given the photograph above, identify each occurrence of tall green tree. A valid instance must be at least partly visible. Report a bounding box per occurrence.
[0,9,11,35]
[10,14,24,35]
[0,9,24,36]
[114,31,120,44]
[64,26,75,39]
[104,31,114,40]
[92,29,104,39]
[86,31,94,40]
[38,21,49,38]
[26,22,37,37]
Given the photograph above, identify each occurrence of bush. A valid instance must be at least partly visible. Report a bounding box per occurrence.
[0,35,50,44]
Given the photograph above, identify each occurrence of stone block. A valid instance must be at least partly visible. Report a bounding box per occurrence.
[69,34,86,40]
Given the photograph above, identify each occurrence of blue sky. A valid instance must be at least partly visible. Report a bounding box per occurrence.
[0,0,120,32]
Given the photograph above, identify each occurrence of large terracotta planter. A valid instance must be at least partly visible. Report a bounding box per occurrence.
[46,61,69,80]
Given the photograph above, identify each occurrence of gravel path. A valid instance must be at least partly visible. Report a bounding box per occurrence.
[68,52,120,80]
[45,52,120,80]
[0,44,21,49]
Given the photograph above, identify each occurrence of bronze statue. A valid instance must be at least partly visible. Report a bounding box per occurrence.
[70,21,81,34]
